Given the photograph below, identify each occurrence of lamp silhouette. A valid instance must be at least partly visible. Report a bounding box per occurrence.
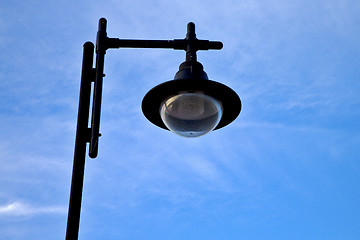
[65,18,241,240]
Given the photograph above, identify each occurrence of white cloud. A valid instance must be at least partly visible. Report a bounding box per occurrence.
[0,202,66,217]
[182,155,220,181]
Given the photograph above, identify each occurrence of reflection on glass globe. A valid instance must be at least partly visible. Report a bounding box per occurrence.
[160,92,223,137]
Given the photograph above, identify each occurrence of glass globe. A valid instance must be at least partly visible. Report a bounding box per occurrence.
[160,92,223,137]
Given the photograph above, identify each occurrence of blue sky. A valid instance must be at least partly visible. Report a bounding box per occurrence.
[1,0,360,239]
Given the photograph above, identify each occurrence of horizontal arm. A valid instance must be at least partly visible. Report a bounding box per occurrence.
[105,38,223,51]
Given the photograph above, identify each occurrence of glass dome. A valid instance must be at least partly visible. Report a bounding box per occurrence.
[160,92,223,137]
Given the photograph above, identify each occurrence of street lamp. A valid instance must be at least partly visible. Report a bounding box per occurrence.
[66,18,241,240]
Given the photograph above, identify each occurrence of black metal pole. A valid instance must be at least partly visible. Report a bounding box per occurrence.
[89,18,107,158]
[186,22,197,61]
[65,42,94,240]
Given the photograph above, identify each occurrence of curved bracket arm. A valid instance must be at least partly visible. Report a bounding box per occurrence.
[89,18,223,158]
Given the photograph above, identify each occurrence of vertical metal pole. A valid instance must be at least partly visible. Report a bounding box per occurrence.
[186,22,197,61]
[89,18,107,158]
[66,42,94,240]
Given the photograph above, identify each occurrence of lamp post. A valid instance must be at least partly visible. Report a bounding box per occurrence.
[65,18,241,240]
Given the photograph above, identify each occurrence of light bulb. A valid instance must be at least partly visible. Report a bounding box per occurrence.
[160,92,222,137]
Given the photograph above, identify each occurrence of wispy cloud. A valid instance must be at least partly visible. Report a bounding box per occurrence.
[0,202,66,217]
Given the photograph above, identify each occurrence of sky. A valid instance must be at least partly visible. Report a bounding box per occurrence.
[0,0,360,239]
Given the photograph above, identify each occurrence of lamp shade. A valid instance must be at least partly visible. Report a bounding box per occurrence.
[142,60,241,137]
